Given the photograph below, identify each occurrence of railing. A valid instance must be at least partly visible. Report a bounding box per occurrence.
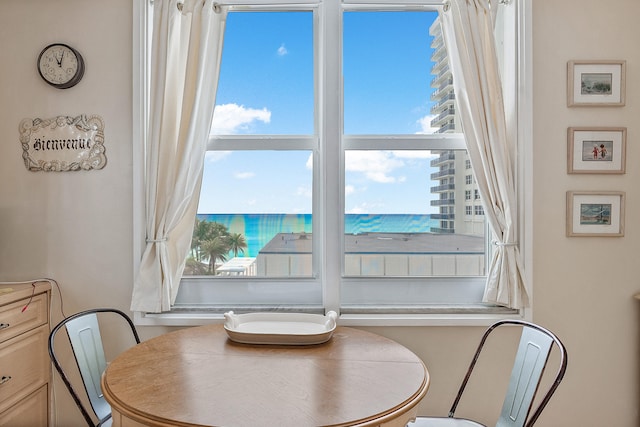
[430,152,456,166]
[430,107,456,127]
[430,227,455,234]
[430,199,455,207]
[430,183,456,193]
[435,123,457,133]
[430,94,456,114]
[430,168,456,180]
[430,213,455,220]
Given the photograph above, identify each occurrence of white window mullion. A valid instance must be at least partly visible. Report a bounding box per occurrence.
[319,0,342,314]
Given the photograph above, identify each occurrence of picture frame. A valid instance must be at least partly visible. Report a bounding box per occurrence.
[567,127,626,174]
[566,191,625,237]
[567,60,626,107]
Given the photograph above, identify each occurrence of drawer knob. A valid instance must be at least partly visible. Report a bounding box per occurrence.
[0,323,9,330]
[0,375,11,385]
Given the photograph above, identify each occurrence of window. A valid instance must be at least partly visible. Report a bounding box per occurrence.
[133,0,531,325]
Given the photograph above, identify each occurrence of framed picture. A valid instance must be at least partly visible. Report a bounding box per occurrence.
[567,127,626,174]
[567,60,626,106]
[566,191,625,237]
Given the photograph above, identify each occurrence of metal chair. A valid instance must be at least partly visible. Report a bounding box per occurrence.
[409,320,567,427]
[48,308,141,427]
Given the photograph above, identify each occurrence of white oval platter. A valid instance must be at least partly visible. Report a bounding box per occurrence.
[223,311,338,345]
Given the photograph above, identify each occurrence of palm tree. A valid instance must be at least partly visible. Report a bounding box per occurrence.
[201,236,230,274]
[191,218,213,261]
[227,232,248,257]
[189,218,248,275]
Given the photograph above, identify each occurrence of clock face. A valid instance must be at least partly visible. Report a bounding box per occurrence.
[38,44,84,89]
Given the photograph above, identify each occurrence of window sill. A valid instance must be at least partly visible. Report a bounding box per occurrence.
[134,305,523,327]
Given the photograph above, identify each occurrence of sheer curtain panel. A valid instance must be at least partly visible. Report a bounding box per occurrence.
[131,0,226,312]
[441,0,529,309]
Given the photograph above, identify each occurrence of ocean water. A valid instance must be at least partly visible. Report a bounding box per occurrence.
[197,213,436,257]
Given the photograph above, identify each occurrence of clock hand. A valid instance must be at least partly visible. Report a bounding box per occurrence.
[57,52,64,66]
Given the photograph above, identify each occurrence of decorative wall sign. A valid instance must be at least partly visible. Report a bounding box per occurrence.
[19,115,106,172]
[566,191,625,237]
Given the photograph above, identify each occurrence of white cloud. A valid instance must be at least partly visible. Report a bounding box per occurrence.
[277,43,288,56]
[205,151,231,162]
[295,186,312,198]
[211,103,271,134]
[346,151,404,183]
[346,205,366,214]
[345,185,355,195]
[391,150,437,159]
[234,171,255,179]
[346,201,385,214]
[416,114,439,134]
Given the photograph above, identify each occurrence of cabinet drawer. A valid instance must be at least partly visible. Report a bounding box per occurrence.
[0,324,49,414]
[0,384,48,427]
[0,292,49,343]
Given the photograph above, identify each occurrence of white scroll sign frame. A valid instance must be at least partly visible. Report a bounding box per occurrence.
[19,115,106,172]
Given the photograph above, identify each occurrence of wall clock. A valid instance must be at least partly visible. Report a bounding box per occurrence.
[37,43,85,89]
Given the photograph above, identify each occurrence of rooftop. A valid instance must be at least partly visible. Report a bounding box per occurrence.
[259,232,485,255]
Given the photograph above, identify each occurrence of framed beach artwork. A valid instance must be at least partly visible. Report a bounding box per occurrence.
[567,127,626,174]
[566,191,625,237]
[567,60,626,107]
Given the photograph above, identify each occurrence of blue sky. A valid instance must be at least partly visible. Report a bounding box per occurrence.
[198,10,441,214]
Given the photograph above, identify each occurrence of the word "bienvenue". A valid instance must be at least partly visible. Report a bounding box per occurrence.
[32,137,92,151]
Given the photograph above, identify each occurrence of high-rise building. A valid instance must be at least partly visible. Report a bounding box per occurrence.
[428,17,485,236]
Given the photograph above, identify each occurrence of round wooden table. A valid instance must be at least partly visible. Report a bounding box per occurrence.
[101,324,429,427]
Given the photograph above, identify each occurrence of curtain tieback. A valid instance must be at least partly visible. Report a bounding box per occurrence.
[493,241,518,247]
[146,237,168,243]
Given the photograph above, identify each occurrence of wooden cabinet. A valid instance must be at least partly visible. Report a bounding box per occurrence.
[0,281,51,427]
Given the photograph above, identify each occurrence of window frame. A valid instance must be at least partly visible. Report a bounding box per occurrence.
[132,0,533,326]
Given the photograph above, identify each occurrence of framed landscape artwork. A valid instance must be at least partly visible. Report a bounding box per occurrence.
[567,127,626,174]
[567,60,626,107]
[566,191,625,237]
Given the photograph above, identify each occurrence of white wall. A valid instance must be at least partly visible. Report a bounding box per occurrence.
[0,0,638,426]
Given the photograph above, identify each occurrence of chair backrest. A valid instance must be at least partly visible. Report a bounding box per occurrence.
[450,320,567,427]
[49,308,141,427]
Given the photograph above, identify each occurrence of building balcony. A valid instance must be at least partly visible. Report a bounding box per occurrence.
[430,199,455,207]
[430,45,447,63]
[430,94,456,115]
[430,152,455,166]
[430,213,455,220]
[430,183,456,193]
[429,17,442,36]
[430,227,455,234]
[430,168,456,180]
[430,107,456,128]
[430,82,454,100]
[432,70,452,88]
[435,123,457,133]
[430,58,448,76]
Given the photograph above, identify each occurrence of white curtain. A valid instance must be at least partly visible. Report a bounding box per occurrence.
[131,0,226,312]
[441,0,529,309]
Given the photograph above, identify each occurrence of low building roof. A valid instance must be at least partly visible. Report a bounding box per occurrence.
[259,232,484,255]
